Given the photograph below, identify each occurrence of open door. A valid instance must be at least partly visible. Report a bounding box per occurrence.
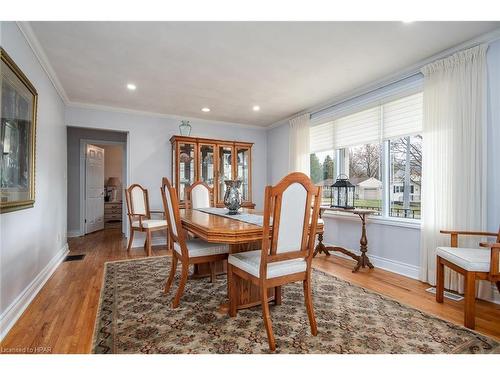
[85,144,105,234]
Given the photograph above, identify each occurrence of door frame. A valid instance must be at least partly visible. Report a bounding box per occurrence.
[79,139,129,236]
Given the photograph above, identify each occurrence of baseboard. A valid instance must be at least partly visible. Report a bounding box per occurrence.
[0,243,70,341]
[67,230,83,238]
[487,284,500,305]
[322,242,420,280]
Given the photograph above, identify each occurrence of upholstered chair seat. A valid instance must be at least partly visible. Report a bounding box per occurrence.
[173,239,229,258]
[435,228,500,330]
[436,247,491,272]
[228,250,306,279]
[132,219,168,229]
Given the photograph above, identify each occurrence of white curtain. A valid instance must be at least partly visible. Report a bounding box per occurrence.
[289,113,311,175]
[420,44,491,300]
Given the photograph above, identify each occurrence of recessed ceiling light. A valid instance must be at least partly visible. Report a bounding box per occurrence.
[252,105,260,112]
[127,83,136,91]
[201,107,211,112]
[402,20,414,24]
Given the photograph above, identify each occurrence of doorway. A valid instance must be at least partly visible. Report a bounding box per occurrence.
[66,126,129,238]
[80,139,127,235]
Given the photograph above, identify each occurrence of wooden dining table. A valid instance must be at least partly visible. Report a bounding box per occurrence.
[179,208,324,313]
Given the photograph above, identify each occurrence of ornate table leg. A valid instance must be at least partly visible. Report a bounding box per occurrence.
[352,213,374,272]
[313,232,331,257]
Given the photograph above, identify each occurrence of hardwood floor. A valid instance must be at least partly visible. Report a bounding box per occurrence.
[1,228,499,353]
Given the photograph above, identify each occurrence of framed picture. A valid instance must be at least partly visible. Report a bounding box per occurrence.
[1,47,38,213]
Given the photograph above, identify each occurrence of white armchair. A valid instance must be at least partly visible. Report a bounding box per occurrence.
[125,184,168,256]
[436,227,500,329]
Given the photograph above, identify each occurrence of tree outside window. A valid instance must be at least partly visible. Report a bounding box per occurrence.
[310,151,335,205]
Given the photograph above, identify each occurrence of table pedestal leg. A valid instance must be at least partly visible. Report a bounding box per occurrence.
[352,213,374,272]
[191,261,227,279]
[219,242,276,315]
[313,232,331,257]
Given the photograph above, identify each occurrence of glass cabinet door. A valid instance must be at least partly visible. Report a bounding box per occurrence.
[217,145,233,203]
[236,146,250,202]
[199,144,215,187]
[178,143,196,201]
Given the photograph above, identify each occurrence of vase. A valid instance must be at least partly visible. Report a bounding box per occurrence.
[223,180,242,215]
[179,120,192,136]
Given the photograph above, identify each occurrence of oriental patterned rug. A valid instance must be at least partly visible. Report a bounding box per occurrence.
[92,256,499,354]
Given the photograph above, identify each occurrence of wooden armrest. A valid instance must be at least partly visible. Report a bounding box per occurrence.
[440,230,498,237]
[128,213,146,227]
[480,242,500,248]
[441,229,498,248]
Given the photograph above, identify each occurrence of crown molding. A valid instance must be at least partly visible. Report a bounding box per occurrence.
[16,21,69,104]
[267,26,500,129]
[67,101,267,131]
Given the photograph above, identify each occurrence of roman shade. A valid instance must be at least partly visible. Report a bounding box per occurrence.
[332,106,380,149]
[310,91,423,153]
[309,121,334,153]
[382,92,423,140]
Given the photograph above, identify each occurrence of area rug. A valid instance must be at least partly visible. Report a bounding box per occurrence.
[92,256,499,354]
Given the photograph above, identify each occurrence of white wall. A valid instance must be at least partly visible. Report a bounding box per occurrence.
[267,120,290,185]
[266,40,500,280]
[0,22,67,339]
[65,106,268,245]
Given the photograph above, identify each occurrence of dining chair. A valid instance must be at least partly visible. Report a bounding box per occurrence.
[227,172,322,351]
[161,177,229,308]
[185,181,213,209]
[436,226,500,329]
[125,184,168,256]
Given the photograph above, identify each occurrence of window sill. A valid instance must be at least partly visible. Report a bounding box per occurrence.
[321,211,421,229]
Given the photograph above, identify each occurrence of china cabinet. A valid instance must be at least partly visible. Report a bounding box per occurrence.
[170,136,254,208]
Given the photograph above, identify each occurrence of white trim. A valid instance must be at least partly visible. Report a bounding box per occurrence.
[67,102,266,131]
[15,21,69,104]
[322,241,420,280]
[322,211,421,230]
[67,230,83,238]
[0,243,70,341]
[488,284,500,305]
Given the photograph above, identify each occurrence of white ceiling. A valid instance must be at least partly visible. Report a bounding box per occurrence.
[29,21,500,127]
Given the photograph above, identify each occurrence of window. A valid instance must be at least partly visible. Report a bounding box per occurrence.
[347,143,382,215]
[390,135,422,219]
[309,92,423,220]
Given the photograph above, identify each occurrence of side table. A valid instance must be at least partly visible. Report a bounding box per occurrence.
[314,207,376,273]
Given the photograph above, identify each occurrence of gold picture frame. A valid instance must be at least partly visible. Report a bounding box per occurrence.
[1,47,38,213]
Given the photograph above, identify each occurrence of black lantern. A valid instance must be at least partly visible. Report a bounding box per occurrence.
[330,174,355,209]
